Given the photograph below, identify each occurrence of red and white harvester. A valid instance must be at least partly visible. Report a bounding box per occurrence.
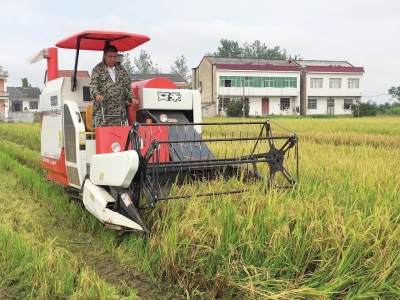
[29,30,298,232]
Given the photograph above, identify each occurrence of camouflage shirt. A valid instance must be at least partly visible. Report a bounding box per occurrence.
[89,62,134,128]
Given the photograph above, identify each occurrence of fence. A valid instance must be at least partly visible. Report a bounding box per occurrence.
[0,111,34,123]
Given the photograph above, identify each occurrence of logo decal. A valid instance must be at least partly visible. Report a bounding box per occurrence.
[157,91,181,102]
[50,95,58,106]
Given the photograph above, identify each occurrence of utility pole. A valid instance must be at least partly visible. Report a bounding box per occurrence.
[242,79,245,118]
[299,67,307,116]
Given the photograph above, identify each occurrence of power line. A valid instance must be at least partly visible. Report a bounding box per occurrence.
[362,93,389,98]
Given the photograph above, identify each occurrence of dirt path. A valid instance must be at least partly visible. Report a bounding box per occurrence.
[0,145,181,300]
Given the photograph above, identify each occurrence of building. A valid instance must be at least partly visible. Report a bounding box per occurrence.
[8,87,41,113]
[0,65,9,118]
[130,74,188,89]
[44,70,90,83]
[192,57,301,117]
[295,60,364,115]
[192,57,364,117]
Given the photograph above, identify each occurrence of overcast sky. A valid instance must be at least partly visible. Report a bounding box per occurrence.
[1,0,399,103]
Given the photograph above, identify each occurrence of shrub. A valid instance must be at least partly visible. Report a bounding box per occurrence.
[310,114,339,119]
[384,106,400,115]
[225,99,249,118]
[352,101,377,117]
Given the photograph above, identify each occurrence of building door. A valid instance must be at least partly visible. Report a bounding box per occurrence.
[13,101,22,112]
[262,98,269,115]
[327,99,334,114]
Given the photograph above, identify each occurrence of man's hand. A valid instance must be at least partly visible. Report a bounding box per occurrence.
[131,98,139,105]
[96,94,104,102]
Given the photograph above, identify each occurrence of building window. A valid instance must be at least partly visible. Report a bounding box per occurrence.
[224,80,231,87]
[310,78,323,88]
[29,101,38,109]
[265,77,297,88]
[329,78,341,88]
[280,98,290,110]
[219,76,297,88]
[348,78,359,89]
[344,99,353,109]
[308,99,317,109]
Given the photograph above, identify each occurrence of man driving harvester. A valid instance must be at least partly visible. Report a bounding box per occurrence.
[90,44,138,128]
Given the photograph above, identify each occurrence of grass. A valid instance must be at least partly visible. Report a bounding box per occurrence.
[0,116,400,299]
[0,151,136,300]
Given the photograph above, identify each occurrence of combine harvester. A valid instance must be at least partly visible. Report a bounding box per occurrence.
[29,30,298,232]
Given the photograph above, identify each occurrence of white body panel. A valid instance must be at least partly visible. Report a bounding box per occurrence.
[138,88,202,134]
[40,77,94,187]
[90,150,139,188]
[40,77,92,112]
[85,139,96,164]
[63,100,87,189]
[40,78,64,158]
[82,180,143,231]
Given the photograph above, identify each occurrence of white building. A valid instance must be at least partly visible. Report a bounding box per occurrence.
[0,65,8,118]
[192,57,364,117]
[295,60,364,115]
[192,57,301,117]
[8,87,41,113]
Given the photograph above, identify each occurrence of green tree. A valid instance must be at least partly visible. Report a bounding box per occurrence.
[133,50,161,74]
[186,75,192,89]
[388,86,400,102]
[242,41,287,59]
[122,53,135,74]
[171,55,191,88]
[377,102,392,113]
[21,78,31,87]
[170,55,189,79]
[208,39,301,60]
[209,39,242,57]
[351,100,377,117]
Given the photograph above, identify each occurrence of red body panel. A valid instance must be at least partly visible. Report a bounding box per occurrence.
[138,125,170,162]
[96,126,132,154]
[126,103,137,126]
[131,77,177,99]
[46,47,58,82]
[42,149,69,186]
[95,126,170,162]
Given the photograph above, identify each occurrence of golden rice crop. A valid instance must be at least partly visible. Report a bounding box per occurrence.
[1,116,400,299]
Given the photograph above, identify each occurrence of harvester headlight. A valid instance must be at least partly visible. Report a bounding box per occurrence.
[111,142,121,152]
[160,114,168,122]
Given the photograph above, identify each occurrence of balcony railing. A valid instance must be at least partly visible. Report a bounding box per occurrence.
[0,91,9,97]
[0,70,8,77]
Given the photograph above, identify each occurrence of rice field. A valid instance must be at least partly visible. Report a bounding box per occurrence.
[0,116,399,299]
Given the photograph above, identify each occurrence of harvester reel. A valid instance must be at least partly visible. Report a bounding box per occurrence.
[125,120,298,211]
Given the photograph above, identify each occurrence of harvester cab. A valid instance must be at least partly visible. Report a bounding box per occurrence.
[30,30,298,232]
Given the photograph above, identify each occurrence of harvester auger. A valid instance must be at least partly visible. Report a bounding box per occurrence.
[30,30,298,232]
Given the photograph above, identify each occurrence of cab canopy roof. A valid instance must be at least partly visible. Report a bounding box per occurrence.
[55,30,150,51]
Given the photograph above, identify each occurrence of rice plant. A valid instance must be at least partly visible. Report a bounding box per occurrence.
[1,116,400,299]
